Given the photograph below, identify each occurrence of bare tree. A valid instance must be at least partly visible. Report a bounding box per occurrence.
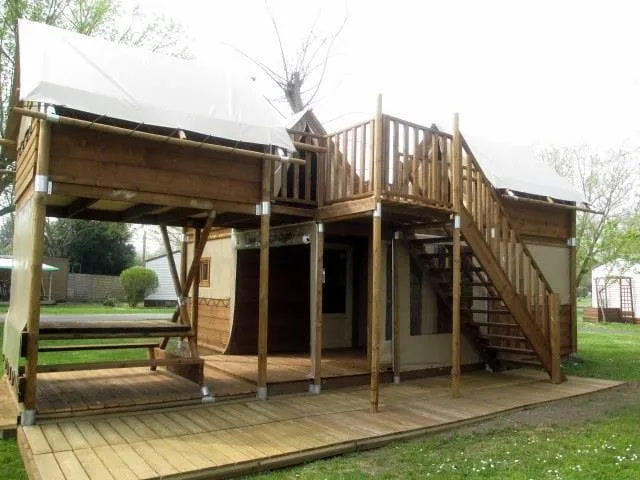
[540,145,640,291]
[233,1,347,114]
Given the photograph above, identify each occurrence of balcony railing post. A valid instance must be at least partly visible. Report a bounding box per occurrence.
[452,113,462,212]
[373,94,384,199]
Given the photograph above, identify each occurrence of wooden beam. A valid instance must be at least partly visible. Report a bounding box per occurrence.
[549,293,565,383]
[451,113,462,398]
[23,119,50,414]
[311,222,324,392]
[65,197,97,218]
[121,203,161,222]
[316,195,377,222]
[157,207,202,225]
[13,107,306,165]
[52,182,257,215]
[370,95,384,414]
[392,232,401,382]
[370,205,382,413]
[192,228,201,346]
[257,160,272,400]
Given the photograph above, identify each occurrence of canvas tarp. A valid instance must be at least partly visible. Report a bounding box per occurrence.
[17,19,295,152]
[466,136,584,204]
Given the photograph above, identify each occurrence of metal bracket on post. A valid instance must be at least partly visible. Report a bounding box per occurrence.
[453,214,461,230]
[567,237,576,247]
[373,202,382,218]
[256,201,271,216]
[256,386,268,400]
[308,384,321,395]
[317,222,324,233]
[20,409,36,426]
[35,175,51,195]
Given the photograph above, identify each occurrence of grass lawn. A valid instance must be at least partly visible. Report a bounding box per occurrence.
[1,320,639,479]
[0,303,174,315]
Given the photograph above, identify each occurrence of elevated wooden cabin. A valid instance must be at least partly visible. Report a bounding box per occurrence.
[1,20,578,424]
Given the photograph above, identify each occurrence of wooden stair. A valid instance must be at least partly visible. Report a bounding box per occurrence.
[404,129,565,381]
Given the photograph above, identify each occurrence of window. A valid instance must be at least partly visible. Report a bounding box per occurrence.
[199,258,210,287]
[409,258,423,336]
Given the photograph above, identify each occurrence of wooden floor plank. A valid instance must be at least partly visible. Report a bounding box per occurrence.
[93,445,139,480]
[55,451,91,480]
[20,370,624,480]
[22,426,52,455]
[131,442,179,477]
[111,443,158,479]
[33,452,66,480]
[74,448,116,480]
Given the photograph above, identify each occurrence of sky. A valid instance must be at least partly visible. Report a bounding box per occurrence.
[130,0,640,254]
[142,0,640,150]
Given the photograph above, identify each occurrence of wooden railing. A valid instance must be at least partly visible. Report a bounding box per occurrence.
[381,115,452,208]
[272,130,325,205]
[458,135,554,339]
[324,120,375,204]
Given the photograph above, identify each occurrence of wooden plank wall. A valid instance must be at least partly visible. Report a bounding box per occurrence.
[187,297,231,352]
[502,198,576,354]
[48,125,262,205]
[14,125,39,210]
[226,245,310,354]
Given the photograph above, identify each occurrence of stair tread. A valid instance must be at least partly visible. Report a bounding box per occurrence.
[488,345,535,354]
[467,321,520,328]
[462,308,511,314]
[486,334,527,341]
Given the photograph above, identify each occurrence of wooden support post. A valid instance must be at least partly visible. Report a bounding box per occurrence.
[370,94,384,413]
[180,227,188,293]
[310,222,324,394]
[392,231,401,383]
[549,293,564,384]
[451,113,462,398]
[23,119,51,419]
[569,217,577,353]
[192,228,201,343]
[370,203,382,412]
[257,159,272,400]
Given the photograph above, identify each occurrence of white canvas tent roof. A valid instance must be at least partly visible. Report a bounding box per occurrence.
[16,19,295,152]
[0,257,58,271]
[466,136,584,204]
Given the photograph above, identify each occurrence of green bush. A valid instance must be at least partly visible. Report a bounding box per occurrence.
[119,267,158,307]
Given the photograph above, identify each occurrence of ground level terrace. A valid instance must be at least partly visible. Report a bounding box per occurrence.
[17,369,619,480]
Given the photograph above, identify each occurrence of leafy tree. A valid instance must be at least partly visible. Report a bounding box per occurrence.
[119,266,158,307]
[0,0,187,215]
[540,145,640,291]
[45,219,135,275]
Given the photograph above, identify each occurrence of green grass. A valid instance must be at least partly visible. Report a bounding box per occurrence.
[0,303,174,315]
[1,320,639,479]
[245,406,640,479]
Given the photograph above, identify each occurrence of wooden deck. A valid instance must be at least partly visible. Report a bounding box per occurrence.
[35,368,203,419]
[0,379,18,437]
[19,369,621,480]
[203,349,369,385]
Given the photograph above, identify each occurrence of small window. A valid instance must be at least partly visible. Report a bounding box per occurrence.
[199,258,210,287]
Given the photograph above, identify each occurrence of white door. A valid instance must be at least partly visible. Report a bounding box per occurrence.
[322,245,353,349]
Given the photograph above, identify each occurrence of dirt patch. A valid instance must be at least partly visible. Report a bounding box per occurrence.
[445,381,639,438]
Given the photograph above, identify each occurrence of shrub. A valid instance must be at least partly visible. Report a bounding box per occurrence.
[119,266,158,307]
[102,295,117,307]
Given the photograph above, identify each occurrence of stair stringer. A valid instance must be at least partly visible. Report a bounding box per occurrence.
[459,208,556,378]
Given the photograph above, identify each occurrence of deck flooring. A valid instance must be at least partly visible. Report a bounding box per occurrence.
[36,368,203,418]
[19,369,621,480]
[203,349,368,385]
[0,379,18,437]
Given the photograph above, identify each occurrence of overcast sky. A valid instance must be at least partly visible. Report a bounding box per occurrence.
[143,0,640,150]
